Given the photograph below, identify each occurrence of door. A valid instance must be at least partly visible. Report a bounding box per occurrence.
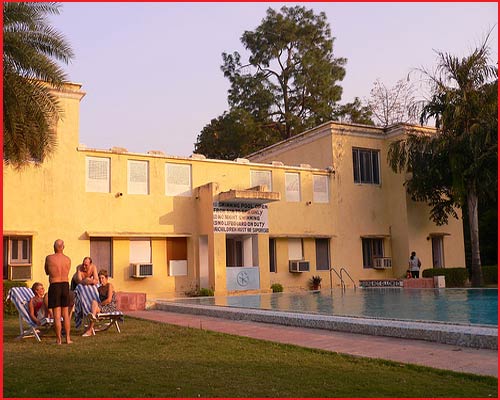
[90,238,113,276]
[432,236,444,268]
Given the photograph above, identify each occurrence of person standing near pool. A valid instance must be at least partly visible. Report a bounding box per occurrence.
[45,239,72,344]
[408,251,421,278]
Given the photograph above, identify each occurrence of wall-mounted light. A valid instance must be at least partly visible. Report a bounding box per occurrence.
[306,201,312,206]
[115,192,123,198]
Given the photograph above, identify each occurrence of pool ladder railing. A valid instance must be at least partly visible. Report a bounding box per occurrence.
[329,267,357,291]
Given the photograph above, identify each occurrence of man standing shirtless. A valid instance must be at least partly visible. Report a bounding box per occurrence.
[44,239,72,344]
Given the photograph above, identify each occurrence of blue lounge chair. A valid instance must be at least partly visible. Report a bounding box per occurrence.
[74,284,123,334]
[7,286,54,342]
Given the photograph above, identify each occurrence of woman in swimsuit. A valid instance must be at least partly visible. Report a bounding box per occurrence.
[28,282,49,325]
[82,269,117,337]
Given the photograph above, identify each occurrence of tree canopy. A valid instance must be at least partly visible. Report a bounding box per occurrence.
[388,38,497,286]
[195,6,349,159]
[3,2,74,168]
[368,79,417,127]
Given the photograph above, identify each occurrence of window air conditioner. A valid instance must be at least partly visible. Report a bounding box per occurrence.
[289,260,310,273]
[131,263,153,278]
[8,265,32,281]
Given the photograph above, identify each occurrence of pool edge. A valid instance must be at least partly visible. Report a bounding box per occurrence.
[155,301,498,350]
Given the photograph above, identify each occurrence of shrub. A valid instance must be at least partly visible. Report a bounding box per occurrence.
[422,268,468,287]
[270,283,283,293]
[198,288,214,297]
[481,266,498,285]
[185,286,214,297]
[3,280,28,315]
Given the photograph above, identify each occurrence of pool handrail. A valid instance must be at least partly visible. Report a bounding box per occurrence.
[340,267,357,290]
[329,267,345,291]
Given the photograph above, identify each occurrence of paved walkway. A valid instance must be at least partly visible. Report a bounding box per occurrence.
[126,309,498,377]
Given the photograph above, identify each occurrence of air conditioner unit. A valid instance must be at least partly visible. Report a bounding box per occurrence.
[8,265,32,281]
[289,260,310,273]
[131,263,153,278]
[373,257,392,269]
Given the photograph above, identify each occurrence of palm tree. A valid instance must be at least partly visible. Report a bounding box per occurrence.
[3,2,74,168]
[388,38,497,286]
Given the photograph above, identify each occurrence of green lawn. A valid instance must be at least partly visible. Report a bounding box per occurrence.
[3,315,497,398]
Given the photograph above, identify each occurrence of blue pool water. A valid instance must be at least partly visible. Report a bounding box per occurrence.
[175,288,498,326]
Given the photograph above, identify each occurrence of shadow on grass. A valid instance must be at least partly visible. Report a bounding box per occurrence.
[3,315,497,398]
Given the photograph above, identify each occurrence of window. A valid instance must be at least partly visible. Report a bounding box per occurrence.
[285,172,300,202]
[128,160,149,195]
[167,237,188,276]
[269,238,276,273]
[315,238,330,271]
[3,236,32,281]
[129,239,152,264]
[250,170,272,191]
[86,156,110,192]
[313,175,329,203]
[288,238,303,260]
[165,163,192,196]
[353,148,380,184]
[362,238,384,268]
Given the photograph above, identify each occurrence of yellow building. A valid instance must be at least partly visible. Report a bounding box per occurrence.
[3,84,465,300]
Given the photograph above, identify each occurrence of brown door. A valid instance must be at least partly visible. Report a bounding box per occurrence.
[90,238,112,276]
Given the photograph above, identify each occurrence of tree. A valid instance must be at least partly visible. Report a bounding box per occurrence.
[194,109,281,160]
[368,78,417,127]
[337,97,374,125]
[3,2,74,168]
[195,6,347,158]
[387,39,497,286]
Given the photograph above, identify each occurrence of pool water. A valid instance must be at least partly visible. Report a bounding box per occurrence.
[176,288,498,326]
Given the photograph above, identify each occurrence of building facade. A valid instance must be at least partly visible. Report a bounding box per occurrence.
[3,84,465,300]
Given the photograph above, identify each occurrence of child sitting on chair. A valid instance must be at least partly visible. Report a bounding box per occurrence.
[28,282,50,325]
[82,269,117,337]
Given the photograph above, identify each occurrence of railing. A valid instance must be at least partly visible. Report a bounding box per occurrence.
[340,267,357,290]
[373,257,392,269]
[329,267,344,290]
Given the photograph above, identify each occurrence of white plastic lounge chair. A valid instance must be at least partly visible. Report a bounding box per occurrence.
[74,284,123,334]
[7,286,54,342]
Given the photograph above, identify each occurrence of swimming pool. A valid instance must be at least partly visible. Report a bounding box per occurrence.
[173,288,497,326]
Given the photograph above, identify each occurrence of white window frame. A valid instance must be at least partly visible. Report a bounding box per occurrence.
[165,163,192,197]
[313,175,329,203]
[128,160,149,195]
[250,170,272,191]
[285,172,301,202]
[8,237,32,265]
[86,156,110,193]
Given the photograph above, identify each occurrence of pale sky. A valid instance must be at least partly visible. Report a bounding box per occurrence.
[50,2,498,157]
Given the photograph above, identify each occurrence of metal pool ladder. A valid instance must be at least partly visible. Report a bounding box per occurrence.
[340,267,357,290]
[329,267,357,291]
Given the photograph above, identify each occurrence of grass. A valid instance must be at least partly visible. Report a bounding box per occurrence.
[3,315,497,398]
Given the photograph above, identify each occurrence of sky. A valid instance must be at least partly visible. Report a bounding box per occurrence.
[49,2,498,157]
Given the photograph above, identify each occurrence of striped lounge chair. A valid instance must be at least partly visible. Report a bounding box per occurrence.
[74,284,124,334]
[7,286,54,342]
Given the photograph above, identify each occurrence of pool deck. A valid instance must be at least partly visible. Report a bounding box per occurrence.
[126,308,498,378]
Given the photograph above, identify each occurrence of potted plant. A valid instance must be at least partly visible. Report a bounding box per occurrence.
[309,275,322,290]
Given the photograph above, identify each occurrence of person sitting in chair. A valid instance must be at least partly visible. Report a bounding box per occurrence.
[82,269,117,337]
[28,282,50,326]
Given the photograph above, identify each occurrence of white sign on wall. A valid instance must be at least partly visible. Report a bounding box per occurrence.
[213,202,269,234]
[226,266,260,291]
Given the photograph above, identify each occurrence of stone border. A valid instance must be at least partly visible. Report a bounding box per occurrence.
[155,301,498,350]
